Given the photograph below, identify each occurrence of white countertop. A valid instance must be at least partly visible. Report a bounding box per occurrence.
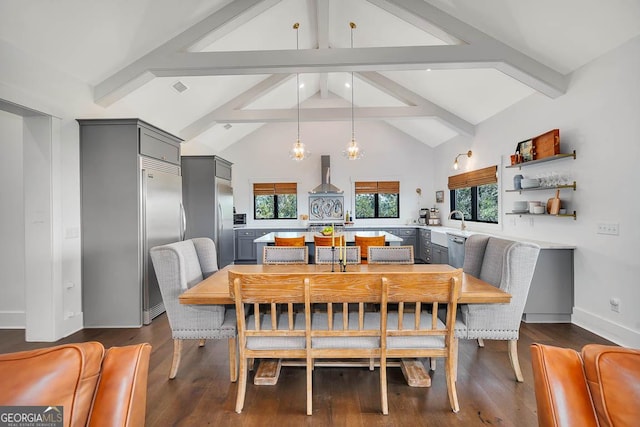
[254,230,403,244]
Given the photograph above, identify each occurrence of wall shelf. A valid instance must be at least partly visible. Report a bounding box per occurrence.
[506,182,576,194]
[506,211,577,220]
[506,150,576,169]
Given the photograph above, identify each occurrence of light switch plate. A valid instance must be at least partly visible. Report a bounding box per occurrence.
[597,223,619,235]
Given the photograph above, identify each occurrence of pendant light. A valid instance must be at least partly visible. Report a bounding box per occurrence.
[289,22,310,161]
[343,22,364,160]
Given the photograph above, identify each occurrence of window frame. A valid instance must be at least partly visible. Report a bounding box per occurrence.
[448,166,498,224]
[354,181,400,219]
[253,182,298,220]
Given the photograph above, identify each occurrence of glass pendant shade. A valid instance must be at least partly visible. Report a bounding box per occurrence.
[290,139,309,161]
[343,22,363,160]
[289,22,309,161]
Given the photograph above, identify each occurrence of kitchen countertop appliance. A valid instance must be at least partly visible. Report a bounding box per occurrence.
[418,208,429,225]
[428,207,441,226]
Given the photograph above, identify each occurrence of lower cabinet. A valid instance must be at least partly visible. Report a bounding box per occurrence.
[431,243,449,265]
[418,229,431,263]
[235,229,256,264]
[381,228,417,258]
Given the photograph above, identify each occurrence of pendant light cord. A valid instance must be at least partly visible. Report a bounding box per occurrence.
[294,23,300,142]
[350,22,355,142]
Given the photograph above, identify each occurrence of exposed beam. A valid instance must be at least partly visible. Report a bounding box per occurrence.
[372,0,568,97]
[191,105,466,123]
[357,71,475,136]
[180,74,291,140]
[148,44,500,76]
[94,0,282,106]
[316,0,330,98]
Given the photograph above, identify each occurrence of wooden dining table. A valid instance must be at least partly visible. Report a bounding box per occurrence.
[179,263,511,387]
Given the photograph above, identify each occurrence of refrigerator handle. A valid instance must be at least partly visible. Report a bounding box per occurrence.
[180,203,186,241]
[217,203,223,239]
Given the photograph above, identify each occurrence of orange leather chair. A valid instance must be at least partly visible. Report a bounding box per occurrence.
[354,235,385,264]
[274,235,306,246]
[313,234,345,247]
[0,341,151,427]
[530,343,640,427]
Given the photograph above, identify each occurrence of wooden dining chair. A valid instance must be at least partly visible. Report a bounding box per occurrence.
[263,246,308,264]
[368,245,414,264]
[230,272,307,414]
[274,235,306,246]
[354,235,386,264]
[313,234,345,247]
[380,269,463,414]
[305,274,384,415]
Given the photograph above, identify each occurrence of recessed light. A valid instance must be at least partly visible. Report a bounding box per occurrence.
[172,81,188,93]
[426,68,432,72]
[345,83,351,88]
[299,83,305,89]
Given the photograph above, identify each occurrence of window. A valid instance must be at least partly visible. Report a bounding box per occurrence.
[355,181,399,219]
[448,166,498,224]
[253,183,297,220]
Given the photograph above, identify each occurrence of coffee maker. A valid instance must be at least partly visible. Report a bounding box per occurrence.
[418,208,429,225]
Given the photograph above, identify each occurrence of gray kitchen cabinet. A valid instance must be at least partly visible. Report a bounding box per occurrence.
[523,248,574,322]
[418,229,431,263]
[78,118,183,327]
[431,243,449,265]
[381,228,417,258]
[235,229,256,264]
[181,156,234,268]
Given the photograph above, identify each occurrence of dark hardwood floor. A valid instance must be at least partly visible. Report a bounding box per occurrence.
[1,315,613,426]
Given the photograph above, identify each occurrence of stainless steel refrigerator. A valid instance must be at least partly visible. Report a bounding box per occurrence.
[79,119,183,327]
[142,167,184,324]
[181,156,234,268]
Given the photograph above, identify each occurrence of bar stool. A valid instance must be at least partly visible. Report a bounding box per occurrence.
[354,235,385,264]
[274,235,306,246]
[313,234,345,247]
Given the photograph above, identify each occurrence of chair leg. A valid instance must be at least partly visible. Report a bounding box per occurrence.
[235,355,248,413]
[369,357,375,371]
[169,339,182,379]
[429,358,436,371]
[306,355,313,415]
[198,339,206,347]
[445,355,460,413]
[228,336,238,382]
[477,338,485,347]
[380,356,388,415]
[452,338,459,381]
[508,339,524,382]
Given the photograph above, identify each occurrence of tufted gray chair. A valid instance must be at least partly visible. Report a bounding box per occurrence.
[150,238,237,381]
[452,234,540,382]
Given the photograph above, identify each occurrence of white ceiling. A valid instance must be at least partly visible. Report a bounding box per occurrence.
[1,0,639,152]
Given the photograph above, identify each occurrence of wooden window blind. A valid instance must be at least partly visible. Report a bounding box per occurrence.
[253,182,297,195]
[355,181,399,194]
[448,166,497,190]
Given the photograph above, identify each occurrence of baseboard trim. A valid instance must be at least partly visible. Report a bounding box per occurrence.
[572,307,640,348]
[0,310,26,328]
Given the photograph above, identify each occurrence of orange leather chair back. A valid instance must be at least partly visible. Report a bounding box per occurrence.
[274,235,306,246]
[530,343,640,427]
[313,235,345,247]
[354,235,385,264]
[0,341,151,427]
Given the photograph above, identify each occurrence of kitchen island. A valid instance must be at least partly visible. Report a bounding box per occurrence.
[254,231,402,264]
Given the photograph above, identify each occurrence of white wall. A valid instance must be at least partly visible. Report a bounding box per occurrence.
[0,110,25,327]
[433,35,640,347]
[219,117,436,228]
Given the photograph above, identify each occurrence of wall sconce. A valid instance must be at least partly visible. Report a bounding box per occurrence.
[453,150,472,170]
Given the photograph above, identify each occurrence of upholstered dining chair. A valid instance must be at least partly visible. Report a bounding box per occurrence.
[263,246,309,264]
[368,245,414,264]
[274,235,306,246]
[150,238,237,381]
[313,234,345,247]
[444,234,540,382]
[315,246,361,264]
[354,235,386,264]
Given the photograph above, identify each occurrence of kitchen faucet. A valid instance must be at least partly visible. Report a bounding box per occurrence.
[449,210,467,231]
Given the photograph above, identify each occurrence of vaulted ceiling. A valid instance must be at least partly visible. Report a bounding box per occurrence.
[2,0,639,152]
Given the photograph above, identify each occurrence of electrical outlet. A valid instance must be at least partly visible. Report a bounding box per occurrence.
[609,297,620,313]
[597,223,619,235]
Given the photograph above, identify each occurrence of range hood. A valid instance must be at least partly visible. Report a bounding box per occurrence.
[309,155,343,194]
